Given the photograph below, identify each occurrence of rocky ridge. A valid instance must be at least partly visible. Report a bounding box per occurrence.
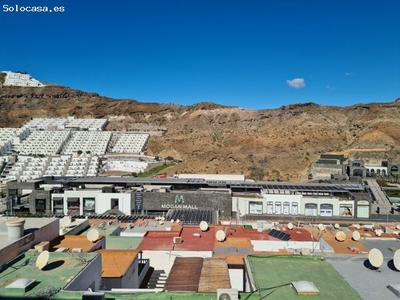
[1,85,400,181]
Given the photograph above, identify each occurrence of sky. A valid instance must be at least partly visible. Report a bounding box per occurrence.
[1,0,399,109]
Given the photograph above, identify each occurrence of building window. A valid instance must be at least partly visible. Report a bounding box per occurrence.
[267,201,273,214]
[8,189,18,196]
[340,204,353,217]
[53,197,63,214]
[274,202,281,214]
[67,198,80,215]
[83,198,95,215]
[249,201,262,215]
[305,203,318,216]
[291,203,298,215]
[111,198,119,209]
[35,199,46,213]
[320,204,333,217]
[283,202,290,215]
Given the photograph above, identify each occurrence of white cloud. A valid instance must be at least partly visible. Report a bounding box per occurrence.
[326,85,335,90]
[286,78,305,89]
[345,72,355,76]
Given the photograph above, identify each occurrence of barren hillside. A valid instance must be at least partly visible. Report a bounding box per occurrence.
[1,85,400,181]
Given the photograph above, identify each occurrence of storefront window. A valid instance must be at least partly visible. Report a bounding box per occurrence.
[35,199,46,213]
[83,198,95,215]
[291,203,298,215]
[305,203,318,216]
[283,202,290,214]
[249,201,262,214]
[340,204,353,217]
[274,202,281,214]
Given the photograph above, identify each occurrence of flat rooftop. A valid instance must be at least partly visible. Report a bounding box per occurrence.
[80,223,120,237]
[97,250,138,278]
[246,255,362,300]
[0,217,57,249]
[0,252,99,299]
[105,236,143,250]
[51,235,104,252]
[326,255,400,300]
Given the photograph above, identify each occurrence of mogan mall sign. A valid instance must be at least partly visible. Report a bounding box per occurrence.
[160,194,198,209]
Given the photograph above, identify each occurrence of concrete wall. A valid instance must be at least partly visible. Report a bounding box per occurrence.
[65,253,102,291]
[102,257,139,290]
[251,240,320,252]
[0,218,59,265]
[30,189,52,214]
[96,193,132,215]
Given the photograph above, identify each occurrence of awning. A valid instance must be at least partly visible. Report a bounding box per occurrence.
[67,197,79,202]
[52,197,63,201]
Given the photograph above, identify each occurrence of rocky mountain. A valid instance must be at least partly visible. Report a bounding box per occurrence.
[1,84,400,181]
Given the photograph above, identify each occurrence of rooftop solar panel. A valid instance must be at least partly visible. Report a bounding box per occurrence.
[268,229,291,241]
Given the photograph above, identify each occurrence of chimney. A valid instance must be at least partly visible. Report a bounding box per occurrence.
[6,218,25,240]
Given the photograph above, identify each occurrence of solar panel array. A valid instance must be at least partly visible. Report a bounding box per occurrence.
[268,229,291,241]
[230,182,362,193]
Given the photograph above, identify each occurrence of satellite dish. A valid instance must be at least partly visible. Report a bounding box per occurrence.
[335,231,346,242]
[176,219,180,223]
[393,249,400,271]
[352,230,361,241]
[287,222,294,230]
[36,250,50,270]
[200,221,209,231]
[318,224,325,231]
[170,219,174,223]
[216,230,226,242]
[87,229,100,242]
[334,223,340,229]
[354,224,361,230]
[60,216,71,228]
[396,224,400,230]
[97,222,106,230]
[375,229,383,237]
[159,220,164,225]
[368,248,384,268]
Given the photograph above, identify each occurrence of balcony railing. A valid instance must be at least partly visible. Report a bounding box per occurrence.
[138,258,150,284]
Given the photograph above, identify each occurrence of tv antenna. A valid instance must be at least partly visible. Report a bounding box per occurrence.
[352,230,361,241]
[36,250,50,270]
[87,229,100,243]
[200,221,209,232]
[216,230,226,242]
[368,248,383,270]
[393,249,400,271]
[335,231,346,242]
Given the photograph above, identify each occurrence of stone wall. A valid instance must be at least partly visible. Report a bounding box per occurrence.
[139,192,232,217]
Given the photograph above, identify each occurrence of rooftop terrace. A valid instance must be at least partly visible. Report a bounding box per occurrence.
[246,255,362,300]
[0,252,99,299]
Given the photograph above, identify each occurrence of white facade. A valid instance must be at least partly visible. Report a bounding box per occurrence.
[251,240,320,252]
[1,71,45,87]
[104,159,148,173]
[53,190,132,215]
[111,133,149,153]
[233,192,344,218]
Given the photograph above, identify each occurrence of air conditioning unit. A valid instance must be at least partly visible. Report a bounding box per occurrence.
[173,236,182,244]
[217,288,239,300]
